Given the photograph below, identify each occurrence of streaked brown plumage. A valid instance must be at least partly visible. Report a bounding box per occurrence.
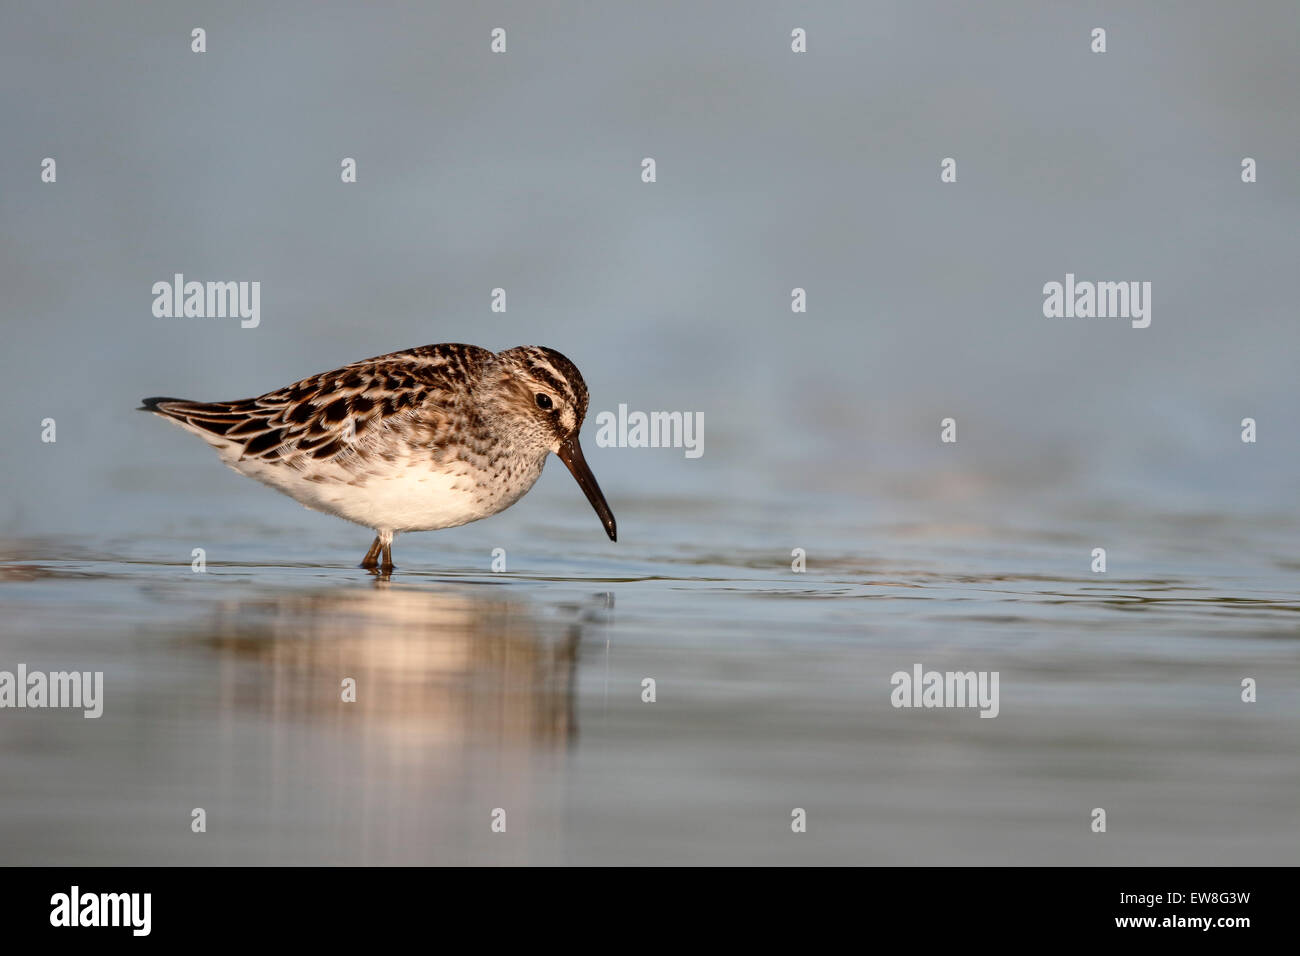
[141,344,616,571]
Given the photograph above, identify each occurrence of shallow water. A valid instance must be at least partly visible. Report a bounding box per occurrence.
[2,488,1296,866]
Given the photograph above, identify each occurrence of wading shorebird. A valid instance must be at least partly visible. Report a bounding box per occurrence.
[141,343,616,572]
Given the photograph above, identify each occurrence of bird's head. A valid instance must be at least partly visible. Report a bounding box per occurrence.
[484,346,616,542]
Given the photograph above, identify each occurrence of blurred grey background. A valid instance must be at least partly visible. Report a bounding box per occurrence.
[1,0,1296,537]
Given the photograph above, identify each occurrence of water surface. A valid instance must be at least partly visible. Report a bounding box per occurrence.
[2,489,1295,865]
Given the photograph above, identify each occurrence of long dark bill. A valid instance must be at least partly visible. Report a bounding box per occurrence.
[556,436,617,542]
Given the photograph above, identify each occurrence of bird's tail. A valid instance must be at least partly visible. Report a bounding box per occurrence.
[139,396,256,439]
[139,396,188,413]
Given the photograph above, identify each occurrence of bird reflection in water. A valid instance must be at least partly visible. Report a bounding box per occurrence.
[190,584,613,864]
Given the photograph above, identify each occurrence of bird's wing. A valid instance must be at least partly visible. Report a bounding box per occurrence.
[142,343,495,464]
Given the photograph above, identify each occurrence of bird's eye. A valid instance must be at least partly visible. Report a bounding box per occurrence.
[535,393,553,410]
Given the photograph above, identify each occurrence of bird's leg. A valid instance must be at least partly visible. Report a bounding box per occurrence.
[360,535,382,569]
[378,530,395,572]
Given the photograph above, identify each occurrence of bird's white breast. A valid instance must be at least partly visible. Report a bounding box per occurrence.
[210,437,546,534]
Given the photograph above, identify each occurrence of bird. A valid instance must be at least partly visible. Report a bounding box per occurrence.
[140,343,616,572]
